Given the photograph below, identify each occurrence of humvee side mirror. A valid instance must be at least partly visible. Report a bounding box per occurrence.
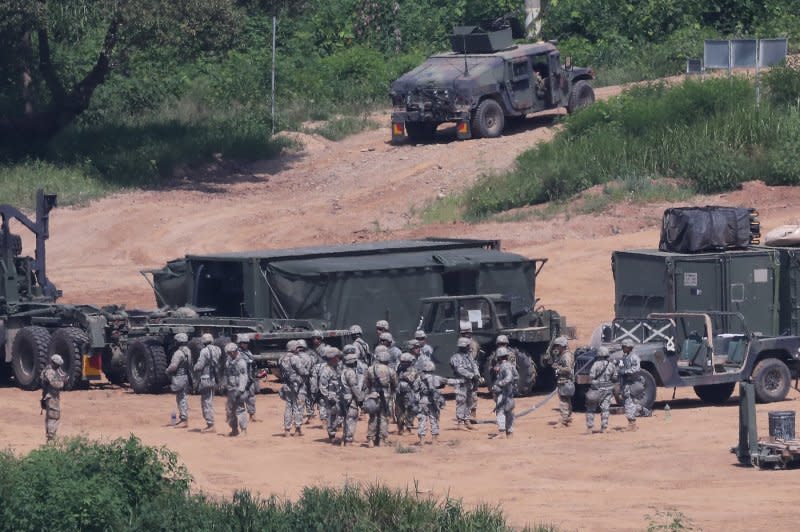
[565,56,572,70]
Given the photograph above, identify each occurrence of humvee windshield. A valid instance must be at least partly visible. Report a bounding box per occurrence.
[419,297,510,333]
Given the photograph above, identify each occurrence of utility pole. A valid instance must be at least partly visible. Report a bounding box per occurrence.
[271,15,277,135]
[524,0,542,39]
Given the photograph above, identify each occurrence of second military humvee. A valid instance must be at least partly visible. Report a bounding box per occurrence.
[390,25,595,143]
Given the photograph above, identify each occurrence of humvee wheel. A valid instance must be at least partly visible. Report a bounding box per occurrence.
[48,327,89,390]
[515,351,536,396]
[638,368,657,411]
[567,80,595,114]
[694,382,735,404]
[472,98,505,138]
[11,326,51,390]
[405,121,437,143]
[126,339,169,394]
[752,358,791,403]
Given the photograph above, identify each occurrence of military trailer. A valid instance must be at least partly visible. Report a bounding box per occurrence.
[389,25,595,143]
[150,239,572,391]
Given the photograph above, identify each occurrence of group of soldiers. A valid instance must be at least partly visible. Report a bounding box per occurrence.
[38,320,651,442]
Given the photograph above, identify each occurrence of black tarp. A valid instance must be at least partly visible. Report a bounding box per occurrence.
[659,207,753,253]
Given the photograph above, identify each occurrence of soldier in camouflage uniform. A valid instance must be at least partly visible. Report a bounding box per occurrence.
[395,352,419,435]
[410,338,433,372]
[279,340,307,436]
[309,339,330,424]
[415,330,434,359]
[363,347,398,447]
[619,338,649,431]
[374,319,390,350]
[492,347,517,437]
[318,348,343,443]
[450,336,482,429]
[224,342,249,436]
[165,333,192,428]
[40,354,67,441]
[378,332,402,370]
[492,335,528,388]
[585,346,617,433]
[339,349,365,446]
[295,339,316,422]
[413,360,446,444]
[543,336,575,427]
[237,335,260,422]
[350,324,372,365]
[194,333,221,433]
[459,323,482,421]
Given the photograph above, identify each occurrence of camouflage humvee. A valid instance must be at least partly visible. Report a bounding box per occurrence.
[390,26,595,143]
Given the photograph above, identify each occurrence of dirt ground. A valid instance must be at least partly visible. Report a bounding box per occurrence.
[4,78,800,530]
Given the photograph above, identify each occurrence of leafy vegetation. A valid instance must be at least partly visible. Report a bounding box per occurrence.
[425,69,800,221]
[1,0,798,206]
[0,436,552,532]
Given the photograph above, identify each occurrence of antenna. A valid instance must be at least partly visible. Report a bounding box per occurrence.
[462,32,469,76]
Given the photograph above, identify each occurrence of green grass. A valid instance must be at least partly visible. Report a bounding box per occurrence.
[0,160,117,209]
[425,74,800,222]
[0,436,557,532]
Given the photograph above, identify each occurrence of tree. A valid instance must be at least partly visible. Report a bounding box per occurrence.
[0,0,242,148]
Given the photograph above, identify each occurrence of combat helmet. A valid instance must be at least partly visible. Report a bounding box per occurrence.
[379,332,393,343]
[325,348,342,360]
[174,332,189,343]
[596,346,610,358]
[375,319,389,330]
[201,333,214,344]
[414,330,426,340]
[343,344,357,355]
[553,336,568,348]
[496,334,509,345]
[349,324,363,335]
[421,360,435,372]
[343,352,359,365]
[224,342,238,353]
[457,337,471,349]
[50,354,64,366]
[399,352,415,365]
[374,346,392,364]
[286,340,298,352]
[620,339,635,349]
[296,339,308,350]
[496,347,510,359]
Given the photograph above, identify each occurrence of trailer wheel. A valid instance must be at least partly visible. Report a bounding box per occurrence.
[11,326,51,390]
[693,382,736,404]
[126,339,169,394]
[752,358,791,403]
[48,327,89,390]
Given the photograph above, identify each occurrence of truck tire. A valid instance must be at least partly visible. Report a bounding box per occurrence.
[515,351,536,396]
[405,121,437,143]
[472,98,505,138]
[567,80,595,114]
[48,327,89,391]
[693,382,736,404]
[638,368,657,412]
[126,339,169,394]
[11,326,51,390]
[752,358,791,403]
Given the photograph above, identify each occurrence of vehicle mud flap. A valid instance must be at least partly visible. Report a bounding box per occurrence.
[391,121,405,143]
[456,120,471,140]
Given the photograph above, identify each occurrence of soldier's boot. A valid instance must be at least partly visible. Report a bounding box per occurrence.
[431,434,439,444]
[367,439,375,448]
[416,435,424,446]
[201,424,215,433]
[600,424,608,433]
[505,431,513,438]
[175,420,189,429]
[228,429,240,437]
[249,414,260,423]
[240,428,247,437]
[328,434,336,443]
[295,426,303,436]
[284,429,292,437]
[627,420,638,432]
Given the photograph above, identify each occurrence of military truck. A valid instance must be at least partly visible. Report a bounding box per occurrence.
[389,25,595,143]
[151,239,572,393]
[409,292,572,394]
[574,311,800,409]
[0,191,351,394]
[573,227,800,409]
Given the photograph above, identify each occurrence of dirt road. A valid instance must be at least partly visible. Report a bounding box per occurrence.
[4,79,800,530]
